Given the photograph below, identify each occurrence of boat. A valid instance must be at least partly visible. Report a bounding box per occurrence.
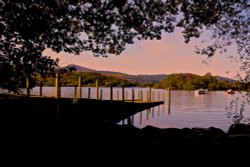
[195,89,208,94]
[225,89,235,94]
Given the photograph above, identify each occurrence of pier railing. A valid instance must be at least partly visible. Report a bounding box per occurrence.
[25,74,171,105]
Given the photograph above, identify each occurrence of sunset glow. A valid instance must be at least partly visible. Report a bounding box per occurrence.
[43,29,241,78]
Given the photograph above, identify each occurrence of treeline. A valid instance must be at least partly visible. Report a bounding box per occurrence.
[36,72,136,87]
[154,73,248,91]
[31,72,250,91]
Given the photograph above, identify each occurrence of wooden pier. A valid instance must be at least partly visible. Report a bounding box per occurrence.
[0,94,164,127]
[0,74,170,127]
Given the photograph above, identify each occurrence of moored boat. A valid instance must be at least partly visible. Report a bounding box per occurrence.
[195,89,208,94]
[225,89,235,94]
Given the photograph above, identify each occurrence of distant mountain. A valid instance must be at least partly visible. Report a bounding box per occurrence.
[98,71,167,82]
[136,74,167,82]
[64,64,96,72]
[215,76,236,83]
[62,64,235,83]
[97,71,164,83]
[62,65,167,83]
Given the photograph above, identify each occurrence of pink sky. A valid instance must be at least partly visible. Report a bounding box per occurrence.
[43,29,241,78]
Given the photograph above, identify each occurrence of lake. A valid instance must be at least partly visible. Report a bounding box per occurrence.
[1,87,250,132]
[131,90,250,132]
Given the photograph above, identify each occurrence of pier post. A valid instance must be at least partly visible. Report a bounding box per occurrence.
[158,92,161,115]
[162,91,165,113]
[122,87,125,101]
[100,89,103,100]
[55,72,60,124]
[117,90,119,100]
[146,90,149,102]
[74,86,77,97]
[88,88,91,99]
[140,112,142,125]
[132,88,135,102]
[96,80,99,100]
[146,109,149,120]
[168,87,171,113]
[138,91,140,101]
[110,85,113,101]
[148,87,152,101]
[152,91,154,102]
[131,116,134,126]
[26,77,30,97]
[152,107,154,118]
[77,76,82,98]
[55,73,60,98]
[125,91,128,100]
[39,81,43,96]
[127,117,131,125]
[140,90,143,101]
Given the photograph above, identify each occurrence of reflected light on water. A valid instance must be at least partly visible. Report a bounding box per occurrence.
[132,90,250,132]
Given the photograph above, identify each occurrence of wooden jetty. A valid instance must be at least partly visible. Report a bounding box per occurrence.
[0,75,169,128]
[0,95,164,127]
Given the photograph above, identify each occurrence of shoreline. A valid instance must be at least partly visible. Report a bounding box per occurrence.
[1,94,250,166]
[1,122,250,166]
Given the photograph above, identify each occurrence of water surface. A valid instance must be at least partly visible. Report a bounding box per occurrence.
[2,87,249,131]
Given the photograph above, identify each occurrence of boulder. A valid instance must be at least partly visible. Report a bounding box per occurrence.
[228,123,250,134]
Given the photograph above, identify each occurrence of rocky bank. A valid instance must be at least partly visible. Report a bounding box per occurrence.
[1,123,250,166]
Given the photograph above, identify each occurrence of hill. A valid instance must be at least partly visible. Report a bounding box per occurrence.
[99,71,167,83]
[65,64,96,72]
[62,64,236,83]
[63,64,167,83]
[215,76,236,83]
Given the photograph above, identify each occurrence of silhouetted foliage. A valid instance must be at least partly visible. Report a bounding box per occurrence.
[155,73,242,91]
[1,0,249,92]
[36,72,135,87]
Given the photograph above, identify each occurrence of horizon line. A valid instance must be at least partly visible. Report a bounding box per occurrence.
[63,63,235,78]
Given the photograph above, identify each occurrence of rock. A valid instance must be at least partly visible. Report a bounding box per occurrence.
[208,127,226,136]
[190,127,225,136]
[228,123,250,134]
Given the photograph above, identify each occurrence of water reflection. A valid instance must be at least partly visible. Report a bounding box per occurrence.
[132,91,250,132]
[157,105,160,117]
[152,107,154,119]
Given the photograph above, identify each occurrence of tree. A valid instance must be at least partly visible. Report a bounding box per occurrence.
[1,0,249,92]
[156,74,186,90]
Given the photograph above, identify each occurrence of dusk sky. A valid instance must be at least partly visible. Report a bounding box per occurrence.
[44,29,241,78]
